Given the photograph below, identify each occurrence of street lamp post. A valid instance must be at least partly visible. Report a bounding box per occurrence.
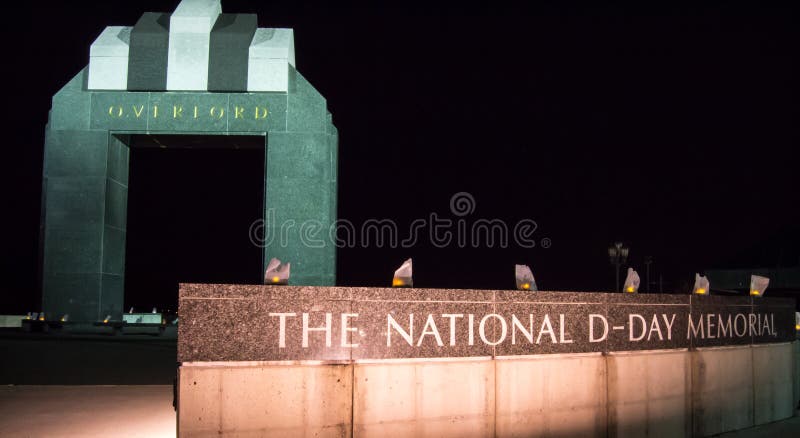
[608,242,630,292]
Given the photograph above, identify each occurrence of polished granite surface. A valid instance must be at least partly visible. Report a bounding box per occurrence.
[179,284,796,362]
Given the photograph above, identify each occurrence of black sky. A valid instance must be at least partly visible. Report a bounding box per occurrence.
[1,1,797,312]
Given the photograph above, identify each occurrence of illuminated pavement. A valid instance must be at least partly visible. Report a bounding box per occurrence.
[0,329,177,436]
[0,385,174,437]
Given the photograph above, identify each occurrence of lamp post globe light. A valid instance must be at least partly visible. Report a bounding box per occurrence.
[608,242,630,292]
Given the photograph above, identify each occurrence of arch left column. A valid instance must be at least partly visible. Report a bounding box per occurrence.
[41,69,128,321]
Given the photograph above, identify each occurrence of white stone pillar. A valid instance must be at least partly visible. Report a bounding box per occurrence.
[166,0,221,90]
[247,28,295,92]
[88,26,131,90]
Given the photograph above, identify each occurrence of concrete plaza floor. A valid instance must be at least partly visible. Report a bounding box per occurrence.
[0,329,178,436]
[0,385,175,437]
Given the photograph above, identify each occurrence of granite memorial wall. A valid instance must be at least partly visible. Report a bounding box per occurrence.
[178,284,796,362]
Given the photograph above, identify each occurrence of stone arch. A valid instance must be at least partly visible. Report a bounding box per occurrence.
[40,1,337,321]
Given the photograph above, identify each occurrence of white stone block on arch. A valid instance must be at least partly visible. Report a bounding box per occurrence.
[166,0,222,91]
[247,28,296,92]
[88,26,131,90]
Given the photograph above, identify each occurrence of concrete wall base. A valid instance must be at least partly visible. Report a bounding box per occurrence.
[608,349,691,438]
[354,360,495,437]
[495,354,606,437]
[179,342,799,437]
[179,364,352,437]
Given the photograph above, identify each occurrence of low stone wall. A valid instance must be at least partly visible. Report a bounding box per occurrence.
[752,342,795,425]
[177,285,797,437]
[796,341,800,418]
[0,315,25,328]
[178,342,798,437]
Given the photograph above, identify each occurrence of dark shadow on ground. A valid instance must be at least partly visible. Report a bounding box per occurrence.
[0,328,177,385]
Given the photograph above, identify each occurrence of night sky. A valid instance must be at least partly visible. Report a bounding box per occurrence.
[1,1,797,313]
